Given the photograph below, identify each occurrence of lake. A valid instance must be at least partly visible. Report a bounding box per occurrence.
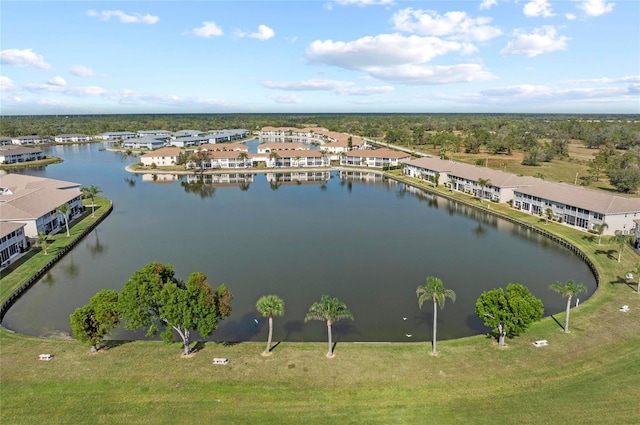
[1,142,597,342]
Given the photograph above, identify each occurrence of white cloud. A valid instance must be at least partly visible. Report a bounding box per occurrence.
[47,76,67,87]
[366,64,497,85]
[70,65,98,77]
[0,48,51,70]
[24,82,105,97]
[565,13,577,20]
[24,83,64,93]
[248,25,275,41]
[87,10,159,24]
[263,79,394,95]
[575,0,615,17]
[523,0,555,18]
[306,33,464,70]
[447,77,638,109]
[501,26,569,57]
[189,22,224,38]
[562,75,640,84]
[267,94,303,104]
[479,0,498,10]
[0,76,18,92]
[391,8,502,41]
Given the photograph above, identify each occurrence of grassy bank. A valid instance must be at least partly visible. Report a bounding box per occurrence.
[1,182,639,424]
[0,196,111,302]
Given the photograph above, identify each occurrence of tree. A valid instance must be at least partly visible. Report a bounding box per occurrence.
[476,283,544,345]
[607,168,640,193]
[416,276,456,355]
[593,222,608,245]
[256,295,285,355]
[611,231,631,262]
[81,185,102,218]
[37,231,49,255]
[238,151,249,167]
[118,262,233,355]
[56,203,71,236]
[544,208,554,224]
[549,279,587,333]
[268,151,280,168]
[70,289,120,351]
[304,295,353,358]
[476,178,491,203]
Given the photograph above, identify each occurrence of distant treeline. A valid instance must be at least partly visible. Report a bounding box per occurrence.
[1,113,639,149]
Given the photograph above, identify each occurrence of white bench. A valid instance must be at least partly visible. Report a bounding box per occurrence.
[532,340,548,347]
[39,354,53,361]
[212,357,229,365]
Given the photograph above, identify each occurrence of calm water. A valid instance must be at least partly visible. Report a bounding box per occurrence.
[1,142,597,342]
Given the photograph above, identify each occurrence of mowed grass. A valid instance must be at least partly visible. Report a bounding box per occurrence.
[0,197,111,301]
[2,181,640,424]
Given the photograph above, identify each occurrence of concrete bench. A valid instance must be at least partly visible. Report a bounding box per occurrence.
[532,340,548,347]
[212,357,229,365]
[39,354,53,361]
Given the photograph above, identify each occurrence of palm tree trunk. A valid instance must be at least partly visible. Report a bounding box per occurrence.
[637,278,640,294]
[327,320,333,357]
[266,315,273,353]
[91,196,96,217]
[432,299,438,355]
[64,217,70,236]
[564,296,571,333]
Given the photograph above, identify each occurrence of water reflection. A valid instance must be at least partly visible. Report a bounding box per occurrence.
[180,178,216,199]
[60,254,80,279]
[87,229,107,258]
[142,173,180,183]
[124,176,137,187]
[3,143,598,342]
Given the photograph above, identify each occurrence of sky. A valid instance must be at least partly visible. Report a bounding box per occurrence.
[1,0,638,115]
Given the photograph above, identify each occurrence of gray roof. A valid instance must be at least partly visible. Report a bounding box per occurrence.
[0,174,82,220]
[515,181,640,214]
[0,145,43,155]
[0,221,26,238]
[404,157,539,188]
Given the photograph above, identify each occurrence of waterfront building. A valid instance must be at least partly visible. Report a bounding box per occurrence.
[0,145,45,164]
[0,221,27,268]
[0,174,83,238]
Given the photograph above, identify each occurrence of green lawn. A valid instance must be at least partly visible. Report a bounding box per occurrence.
[1,184,640,424]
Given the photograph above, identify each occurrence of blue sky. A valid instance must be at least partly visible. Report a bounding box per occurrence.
[1,0,638,115]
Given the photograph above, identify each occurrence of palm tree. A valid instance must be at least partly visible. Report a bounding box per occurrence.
[611,231,630,262]
[593,222,608,245]
[81,185,102,218]
[476,178,491,203]
[416,276,456,355]
[37,231,49,255]
[268,151,280,168]
[544,208,554,224]
[550,279,587,333]
[304,295,354,358]
[256,295,284,355]
[238,151,249,167]
[56,203,71,236]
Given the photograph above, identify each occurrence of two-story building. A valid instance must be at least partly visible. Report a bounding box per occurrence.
[0,145,45,164]
[0,174,83,237]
